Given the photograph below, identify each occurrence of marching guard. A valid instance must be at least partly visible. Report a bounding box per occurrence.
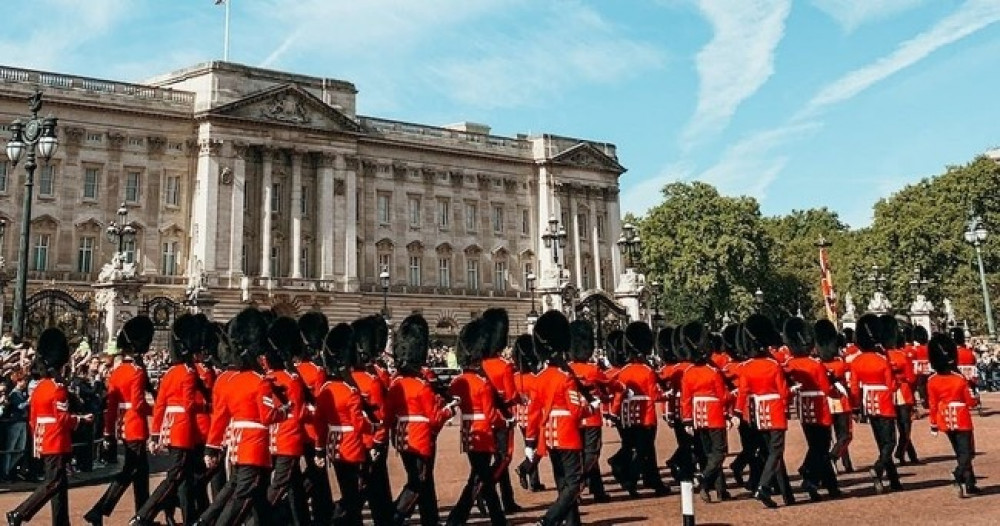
[479,309,522,513]
[926,333,981,497]
[815,320,854,473]
[568,320,613,503]
[513,333,545,492]
[296,312,336,526]
[882,317,919,465]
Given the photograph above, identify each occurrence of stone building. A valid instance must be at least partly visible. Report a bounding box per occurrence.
[0,62,626,341]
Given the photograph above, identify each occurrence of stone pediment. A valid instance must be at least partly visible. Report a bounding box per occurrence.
[204,84,361,133]
[551,143,625,174]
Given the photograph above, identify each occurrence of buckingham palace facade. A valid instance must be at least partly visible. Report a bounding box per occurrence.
[0,61,626,334]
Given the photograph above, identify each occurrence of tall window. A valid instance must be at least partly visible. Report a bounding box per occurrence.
[378,254,391,277]
[162,242,179,276]
[437,199,450,229]
[494,261,507,292]
[0,161,7,193]
[271,183,281,213]
[241,244,248,275]
[438,258,451,288]
[77,237,95,273]
[165,176,180,206]
[582,266,591,290]
[270,246,281,277]
[125,171,140,203]
[578,214,589,240]
[466,259,479,291]
[492,205,504,233]
[521,209,530,235]
[39,165,54,196]
[300,247,309,277]
[32,234,50,271]
[123,239,136,264]
[408,256,421,286]
[300,185,309,216]
[83,168,100,199]
[597,213,606,239]
[601,259,611,290]
[408,196,421,226]
[465,203,477,232]
[377,193,390,224]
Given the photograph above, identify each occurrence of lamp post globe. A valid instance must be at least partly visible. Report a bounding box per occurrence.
[379,266,391,318]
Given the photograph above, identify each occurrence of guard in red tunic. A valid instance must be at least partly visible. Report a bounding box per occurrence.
[911,325,931,412]
[926,334,981,497]
[192,321,226,512]
[843,328,861,364]
[882,316,919,465]
[782,318,840,500]
[7,329,92,526]
[720,323,754,488]
[952,328,980,393]
[513,333,545,492]
[263,317,309,524]
[708,333,732,371]
[605,329,634,490]
[568,320,613,503]
[130,314,208,526]
[479,308,521,513]
[84,316,155,526]
[525,311,597,526]
[295,311,335,526]
[735,315,792,508]
[678,321,731,503]
[313,323,377,524]
[815,320,854,473]
[386,315,458,526]
[848,313,902,494]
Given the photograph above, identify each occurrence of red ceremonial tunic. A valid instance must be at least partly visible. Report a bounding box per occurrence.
[30,378,79,457]
[843,344,861,364]
[910,344,930,376]
[194,362,216,445]
[736,357,789,431]
[296,361,326,446]
[352,369,389,448]
[886,349,916,406]
[385,375,453,458]
[267,369,307,456]
[103,358,151,442]
[785,356,834,426]
[207,370,285,467]
[569,361,611,428]
[709,351,732,371]
[680,364,729,429]
[848,352,897,418]
[957,346,978,384]
[450,371,500,453]
[822,358,852,414]
[513,371,537,430]
[151,363,203,449]
[927,372,977,432]
[771,346,791,366]
[314,378,373,464]
[615,361,663,428]
[721,360,744,413]
[525,365,591,455]
[482,357,518,410]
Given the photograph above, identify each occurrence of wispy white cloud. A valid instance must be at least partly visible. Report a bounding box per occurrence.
[682,0,792,146]
[426,6,666,109]
[812,0,928,31]
[804,0,1000,114]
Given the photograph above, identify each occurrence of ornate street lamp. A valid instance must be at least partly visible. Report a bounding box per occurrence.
[6,90,59,338]
[106,202,137,263]
[964,212,995,340]
[754,288,765,313]
[526,273,538,324]
[908,266,930,295]
[617,222,642,270]
[867,264,887,293]
[379,265,391,319]
[541,215,568,265]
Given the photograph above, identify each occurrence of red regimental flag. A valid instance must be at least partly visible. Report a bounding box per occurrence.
[819,246,838,323]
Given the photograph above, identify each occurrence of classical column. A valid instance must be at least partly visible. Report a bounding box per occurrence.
[193,133,221,273]
[229,142,249,279]
[570,192,583,289]
[590,199,601,290]
[344,154,359,291]
[291,150,303,278]
[536,162,556,286]
[606,187,622,290]
[260,149,274,278]
[318,153,336,280]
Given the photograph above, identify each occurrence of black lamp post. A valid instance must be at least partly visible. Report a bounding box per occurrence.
[541,215,568,265]
[379,265,390,319]
[754,288,765,313]
[106,202,137,264]
[526,272,538,322]
[6,91,59,339]
[650,280,664,329]
[617,222,641,270]
[908,266,930,295]
[964,213,995,339]
[0,218,7,333]
[868,264,887,293]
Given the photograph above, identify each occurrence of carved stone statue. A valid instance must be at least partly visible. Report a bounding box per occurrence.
[843,292,857,321]
[97,252,137,284]
[867,291,893,314]
[910,294,934,314]
[944,298,957,326]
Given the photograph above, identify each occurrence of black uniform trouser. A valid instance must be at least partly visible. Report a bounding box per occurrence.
[947,431,976,487]
[755,430,788,498]
[668,423,697,482]
[801,425,839,491]
[541,449,583,526]
[366,453,395,525]
[608,423,633,485]
[628,426,667,490]
[491,424,517,507]
[582,427,605,496]
[193,474,234,525]
[216,464,270,526]
[915,375,929,409]
[301,442,334,525]
[830,413,853,468]
[696,428,727,494]
[195,447,228,515]
[394,452,438,526]
[730,420,755,482]
[869,416,900,485]
[89,440,149,517]
[894,405,918,462]
[333,461,364,525]
[136,446,197,524]
[12,454,69,525]
[447,451,506,526]
[267,454,308,526]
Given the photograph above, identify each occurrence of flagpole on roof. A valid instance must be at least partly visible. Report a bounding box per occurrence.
[223,0,231,61]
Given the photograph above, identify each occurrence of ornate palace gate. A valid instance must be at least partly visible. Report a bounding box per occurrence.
[140,295,185,352]
[23,289,103,354]
[574,290,629,352]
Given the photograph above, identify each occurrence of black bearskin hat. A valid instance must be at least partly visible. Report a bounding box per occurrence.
[721,323,740,359]
[656,327,676,364]
[738,314,778,358]
[855,313,883,352]
[457,318,489,368]
[36,327,70,371]
[949,326,966,346]
[929,333,958,373]
[204,322,228,367]
[901,323,914,344]
[117,315,155,355]
[351,315,388,366]
[533,310,570,362]
[482,308,510,358]
[912,325,929,345]
[782,317,815,358]
[606,329,627,367]
[814,319,840,361]
[171,313,205,362]
[298,311,329,358]
[709,333,723,353]
[877,314,899,350]
[843,327,855,344]
[394,314,429,373]
[624,321,654,358]
[569,320,595,362]
[513,333,538,373]
[228,308,269,368]
[679,321,708,363]
[267,316,301,368]
[323,323,354,373]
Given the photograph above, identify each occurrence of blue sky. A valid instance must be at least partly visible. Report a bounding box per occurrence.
[2,0,999,229]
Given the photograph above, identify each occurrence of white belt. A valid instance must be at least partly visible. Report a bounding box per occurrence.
[862,385,888,395]
[549,409,572,417]
[328,425,355,432]
[948,402,967,408]
[230,420,267,430]
[119,403,133,409]
[693,396,719,403]
[398,416,430,423]
[751,394,780,401]
[626,395,651,401]
[165,405,186,413]
[36,417,56,424]
[461,414,486,421]
[799,391,823,397]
